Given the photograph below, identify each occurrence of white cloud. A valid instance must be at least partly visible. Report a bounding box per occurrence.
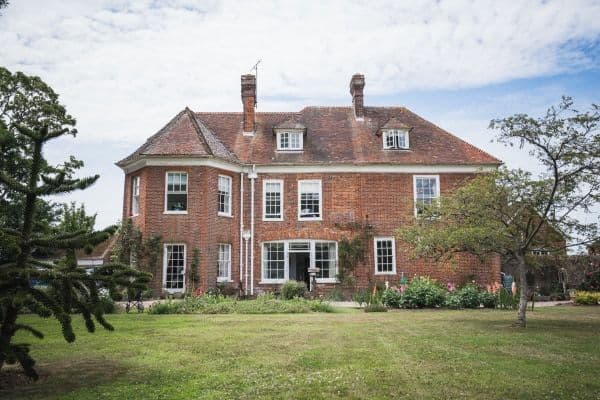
[1,0,599,228]
[2,0,600,144]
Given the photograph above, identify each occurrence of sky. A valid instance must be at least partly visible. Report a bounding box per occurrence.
[1,0,600,230]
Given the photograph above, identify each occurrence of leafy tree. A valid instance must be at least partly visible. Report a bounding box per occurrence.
[397,98,600,327]
[0,68,150,379]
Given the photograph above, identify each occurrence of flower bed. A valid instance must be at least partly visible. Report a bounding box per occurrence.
[147,293,334,314]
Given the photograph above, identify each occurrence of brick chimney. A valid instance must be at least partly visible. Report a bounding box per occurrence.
[241,74,256,133]
[349,74,365,120]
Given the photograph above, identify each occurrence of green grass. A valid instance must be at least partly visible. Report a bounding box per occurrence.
[2,307,600,399]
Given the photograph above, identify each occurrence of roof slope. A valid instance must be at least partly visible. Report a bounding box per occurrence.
[119,106,501,167]
[117,108,238,166]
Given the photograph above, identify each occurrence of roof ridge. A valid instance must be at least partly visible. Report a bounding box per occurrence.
[192,113,240,163]
[185,107,213,156]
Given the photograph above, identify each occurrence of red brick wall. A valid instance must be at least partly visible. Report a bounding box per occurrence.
[123,168,500,295]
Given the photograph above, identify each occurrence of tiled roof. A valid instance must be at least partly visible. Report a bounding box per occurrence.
[118,106,501,167]
[117,108,239,166]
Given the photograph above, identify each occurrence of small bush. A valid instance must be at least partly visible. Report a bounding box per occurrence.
[445,293,463,309]
[364,303,388,312]
[352,288,371,307]
[148,294,332,314]
[579,270,600,291]
[381,288,403,309]
[281,280,307,300]
[479,291,498,309]
[497,287,519,309]
[456,284,482,309]
[403,277,446,308]
[574,291,600,305]
[325,287,344,301]
[148,299,183,314]
[98,295,116,314]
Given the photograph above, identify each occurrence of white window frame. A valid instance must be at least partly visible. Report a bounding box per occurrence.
[263,179,284,221]
[276,130,303,151]
[217,243,232,282]
[413,175,440,217]
[298,180,322,221]
[218,174,233,217]
[131,176,140,216]
[383,129,409,150]
[260,239,338,284]
[374,237,396,275]
[163,243,186,293]
[164,171,188,214]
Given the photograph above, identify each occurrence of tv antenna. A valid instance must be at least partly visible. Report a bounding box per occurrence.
[250,59,261,106]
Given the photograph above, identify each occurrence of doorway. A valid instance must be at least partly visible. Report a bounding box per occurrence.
[289,243,310,288]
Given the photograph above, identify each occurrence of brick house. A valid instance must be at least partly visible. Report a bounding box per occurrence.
[117,74,502,296]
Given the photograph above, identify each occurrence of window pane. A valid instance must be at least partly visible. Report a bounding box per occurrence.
[264,181,282,219]
[218,244,231,279]
[376,240,394,273]
[165,245,185,289]
[263,242,285,280]
[167,193,187,211]
[218,176,231,214]
[299,182,321,218]
[280,132,289,149]
[315,242,336,279]
[415,177,438,214]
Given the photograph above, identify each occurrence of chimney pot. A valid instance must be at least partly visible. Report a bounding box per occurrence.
[349,74,365,120]
[241,74,256,133]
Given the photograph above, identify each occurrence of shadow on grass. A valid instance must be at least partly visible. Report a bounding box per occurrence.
[0,358,130,400]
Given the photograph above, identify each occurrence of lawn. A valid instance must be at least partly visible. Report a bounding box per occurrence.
[2,307,599,399]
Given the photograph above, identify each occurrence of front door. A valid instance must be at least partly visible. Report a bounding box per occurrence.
[288,242,311,288]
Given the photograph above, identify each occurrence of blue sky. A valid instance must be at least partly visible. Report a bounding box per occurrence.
[1,0,599,229]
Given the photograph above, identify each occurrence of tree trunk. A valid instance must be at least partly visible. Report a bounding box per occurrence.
[515,254,529,327]
[0,306,18,372]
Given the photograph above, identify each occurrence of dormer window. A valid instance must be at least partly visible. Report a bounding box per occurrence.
[277,130,303,151]
[383,129,409,150]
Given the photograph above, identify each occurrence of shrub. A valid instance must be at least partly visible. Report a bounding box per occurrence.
[148,299,183,314]
[281,280,307,300]
[456,284,482,309]
[479,291,498,309]
[325,287,344,301]
[352,288,371,307]
[574,291,600,305]
[98,295,116,314]
[445,293,463,309]
[381,288,403,309]
[364,303,388,312]
[579,270,600,291]
[497,287,519,309]
[403,277,446,308]
[147,294,333,314]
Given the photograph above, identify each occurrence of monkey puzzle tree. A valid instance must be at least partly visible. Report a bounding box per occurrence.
[0,67,149,378]
[397,97,600,327]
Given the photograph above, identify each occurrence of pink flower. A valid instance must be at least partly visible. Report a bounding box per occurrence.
[447,282,456,292]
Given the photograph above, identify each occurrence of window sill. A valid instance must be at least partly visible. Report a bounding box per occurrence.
[259,280,286,285]
[130,214,139,218]
[298,217,323,221]
[316,279,338,284]
[217,278,233,283]
[262,217,284,222]
[163,288,185,293]
[218,213,233,218]
[164,211,188,215]
[374,272,397,276]
[276,150,303,153]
